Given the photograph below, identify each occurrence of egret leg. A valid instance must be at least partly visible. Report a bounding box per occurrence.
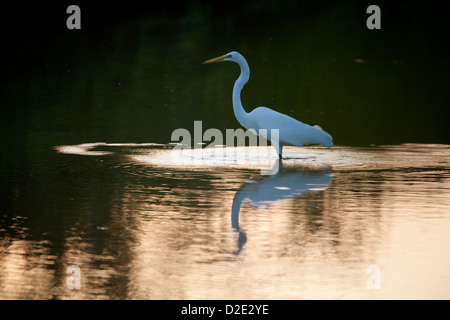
[273,144,283,159]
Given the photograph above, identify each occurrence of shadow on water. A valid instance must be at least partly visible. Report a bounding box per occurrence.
[231,160,332,255]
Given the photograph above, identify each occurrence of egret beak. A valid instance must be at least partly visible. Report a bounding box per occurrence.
[202,54,229,64]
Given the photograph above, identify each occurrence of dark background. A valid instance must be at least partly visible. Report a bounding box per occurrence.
[2,0,449,146]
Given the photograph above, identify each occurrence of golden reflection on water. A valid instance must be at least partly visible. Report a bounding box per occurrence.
[1,144,450,299]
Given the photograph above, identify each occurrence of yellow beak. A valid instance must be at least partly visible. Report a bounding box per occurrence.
[202,54,229,64]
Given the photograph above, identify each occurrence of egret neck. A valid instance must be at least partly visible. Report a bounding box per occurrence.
[232,57,252,129]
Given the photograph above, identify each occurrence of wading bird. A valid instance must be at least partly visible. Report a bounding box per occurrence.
[203,51,333,158]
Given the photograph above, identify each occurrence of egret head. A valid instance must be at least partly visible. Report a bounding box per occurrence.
[202,51,244,64]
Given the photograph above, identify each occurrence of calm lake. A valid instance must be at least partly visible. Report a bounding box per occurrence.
[1,1,449,299]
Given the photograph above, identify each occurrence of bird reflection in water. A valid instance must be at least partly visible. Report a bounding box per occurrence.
[231,160,332,254]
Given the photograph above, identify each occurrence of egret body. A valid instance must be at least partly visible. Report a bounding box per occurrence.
[203,51,333,158]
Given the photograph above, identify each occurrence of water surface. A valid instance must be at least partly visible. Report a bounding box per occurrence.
[1,143,449,299]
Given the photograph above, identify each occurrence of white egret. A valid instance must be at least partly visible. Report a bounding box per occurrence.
[203,51,333,158]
